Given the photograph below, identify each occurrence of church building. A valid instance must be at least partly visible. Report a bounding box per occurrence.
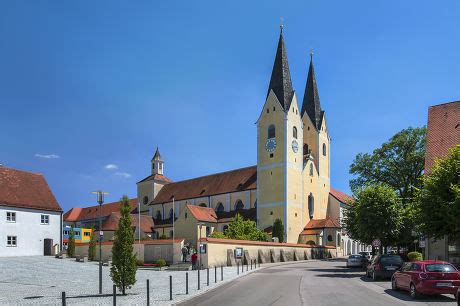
[137,27,353,248]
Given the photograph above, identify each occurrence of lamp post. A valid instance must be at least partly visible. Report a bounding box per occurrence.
[198,223,203,271]
[172,196,175,265]
[91,190,108,295]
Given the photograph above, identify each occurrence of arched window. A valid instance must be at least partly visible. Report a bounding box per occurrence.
[308,193,314,219]
[234,200,244,211]
[304,143,309,156]
[323,143,327,156]
[199,203,207,207]
[268,125,275,139]
[216,203,224,213]
[293,126,297,139]
[169,208,174,221]
[143,196,149,205]
[155,210,162,220]
[309,163,314,176]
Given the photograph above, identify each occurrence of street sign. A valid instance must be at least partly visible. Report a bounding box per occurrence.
[99,231,104,236]
[419,239,426,248]
[372,239,381,247]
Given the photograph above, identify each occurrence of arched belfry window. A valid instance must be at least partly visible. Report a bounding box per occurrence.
[323,143,327,156]
[235,200,244,211]
[268,125,275,139]
[308,193,314,219]
[293,126,297,139]
[216,203,224,213]
[309,163,314,176]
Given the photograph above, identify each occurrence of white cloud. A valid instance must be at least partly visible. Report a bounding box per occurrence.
[35,153,60,159]
[104,164,119,170]
[114,172,131,178]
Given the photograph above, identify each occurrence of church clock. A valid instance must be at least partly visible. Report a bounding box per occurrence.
[265,138,277,152]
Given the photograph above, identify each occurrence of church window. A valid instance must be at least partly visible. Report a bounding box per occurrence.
[155,210,162,220]
[266,108,269,113]
[199,203,207,207]
[185,212,188,219]
[295,213,297,217]
[308,193,314,219]
[143,196,149,205]
[234,200,244,211]
[270,211,273,215]
[307,126,310,131]
[270,153,273,158]
[309,164,314,176]
[160,163,163,170]
[268,125,275,139]
[323,143,327,156]
[169,208,174,220]
[293,126,297,139]
[216,203,224,213]
[273,106,275,111]
[303,144,309,155]
[327,235,333,242]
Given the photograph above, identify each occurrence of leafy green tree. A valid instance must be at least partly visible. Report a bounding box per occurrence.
[416,145,459,238]
[67,226,75,258]
[110,196,137,295]
[88,227,96,261]
[343,184,403,249]
[210,231,226,239]
[225,214,269,241]
[272,218,284,243]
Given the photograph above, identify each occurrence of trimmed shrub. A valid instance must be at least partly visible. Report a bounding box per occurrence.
[408,251,423,262]
[156,259,167,267]
[210,231,226,239]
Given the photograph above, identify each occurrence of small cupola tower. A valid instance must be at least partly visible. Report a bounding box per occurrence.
[151,147,164,175]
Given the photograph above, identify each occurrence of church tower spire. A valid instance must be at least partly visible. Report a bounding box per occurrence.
[151,147,164,175]
[266,26,294,112]
[301,53,323,129]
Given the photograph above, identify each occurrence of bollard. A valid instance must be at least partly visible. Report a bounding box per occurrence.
[169,275,173,301]
[246,262,248,272]
[147,279,150,306]
[207,268,209,286]
[113,284,116,306]
[221,266,223,281]
[215,266,217,283]
[251,260,253,270]
[61,292,66,306]
[242,261,244,273]
[198,269,201,290]
[186,272,189,294]
[237,262,239,275]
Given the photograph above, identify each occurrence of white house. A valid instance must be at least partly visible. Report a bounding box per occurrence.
[0,166,62,257]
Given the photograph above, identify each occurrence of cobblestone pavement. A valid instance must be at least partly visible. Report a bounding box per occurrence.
[0,256,262,305]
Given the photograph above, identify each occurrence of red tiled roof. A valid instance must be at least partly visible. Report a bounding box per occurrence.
[64,198,138,222]
[137,173,173,184]
[200,237,336,249]
[329,187,354,205]
[300,229,321,235]
[425,101,460,173]
[263,226,273,234]
[151,166,256,204]
[102,212,154,233]
[0,167,62,212]
[304,218,341,230]
[187,204,218,223]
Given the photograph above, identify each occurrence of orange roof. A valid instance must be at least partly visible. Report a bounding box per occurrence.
[304,218,341,230]
[187,204,218,223]
[64,198,138,222]
[137,173,173,184]
[151,166,256,204]
[102,212,154,233]
[329,188,353,204]
[0,167,62,212]
[425,101,460,173]
[300,229,321,235]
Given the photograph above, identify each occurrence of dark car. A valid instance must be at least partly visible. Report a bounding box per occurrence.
[366,254,404,280]
[391,261,460,299]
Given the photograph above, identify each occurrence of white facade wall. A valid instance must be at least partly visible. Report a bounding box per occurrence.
[0,205,61,257]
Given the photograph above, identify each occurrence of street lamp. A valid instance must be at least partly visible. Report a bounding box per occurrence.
[91,190,108,295]
[198,223,203,270]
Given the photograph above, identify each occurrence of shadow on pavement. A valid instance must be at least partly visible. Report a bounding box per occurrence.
[383,289,456,303]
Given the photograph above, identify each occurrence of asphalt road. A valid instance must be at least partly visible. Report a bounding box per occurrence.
[180,260,457,306]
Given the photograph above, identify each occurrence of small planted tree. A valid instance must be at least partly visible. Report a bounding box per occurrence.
[225,214,269,241]
[110,196,137,295]
[67,226,75,258]
[88,227,96,261]
[272,218,284,243]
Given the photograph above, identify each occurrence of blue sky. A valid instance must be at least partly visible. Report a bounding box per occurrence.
[1,1,459,212]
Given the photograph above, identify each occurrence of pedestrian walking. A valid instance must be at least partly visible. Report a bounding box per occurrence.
[182,246,188,262]
[191,252,198,270]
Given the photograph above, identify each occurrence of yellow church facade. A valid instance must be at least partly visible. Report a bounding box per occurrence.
[137,27,345,246]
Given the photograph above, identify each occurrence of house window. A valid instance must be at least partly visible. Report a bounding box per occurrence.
[234,200,244,211]
[7,236,17,247]
[327,235,333,242]
[143,196,149,205]
[268,125,275,139]
[41,214,49,225]
[206,226,210,237]
[293,126,297,139]
[185,212,188,219]
[6,212,16,222]
[308,193,315,219]
[84,232,91,237]
[216,203,224,213]
[323,143,327,156]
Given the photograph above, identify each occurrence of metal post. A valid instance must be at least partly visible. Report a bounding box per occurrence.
[207,268,209,286]
[251,260,253,270]
[214,266,217,283]
[99,201,102,295]
[169,275,172,301]
[186,272,189,294]
[237,262,239,275]
[246,261,248,272]
[113,284,116,306]
[221,266,223,281]
[242,261,244,273]
[61,292,66,306]
[147,279,150,306]
[199,224,202,271]
[198,269,200,290]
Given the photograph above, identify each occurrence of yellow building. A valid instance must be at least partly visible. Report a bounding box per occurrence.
[137,27,347,246]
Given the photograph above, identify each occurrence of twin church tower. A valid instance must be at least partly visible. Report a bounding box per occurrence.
[256,27,331,243]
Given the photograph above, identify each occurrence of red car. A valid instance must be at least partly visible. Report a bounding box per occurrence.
[391,260,460,299]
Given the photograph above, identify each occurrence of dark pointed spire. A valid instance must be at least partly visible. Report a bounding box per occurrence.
[152,146,161,161]
[266,26,294,112]
[301,52,322,129]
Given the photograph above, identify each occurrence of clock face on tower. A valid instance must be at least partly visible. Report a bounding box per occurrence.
[265,138,277,152]
[292,140,298,153]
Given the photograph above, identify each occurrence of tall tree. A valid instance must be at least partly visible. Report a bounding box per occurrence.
[272,218,284,243]
[343,184,403,248]
[67,226,75,258]
[416,145,460,238]
[88,227,96,261]
[110,196,137,295]
[225,214,269,242]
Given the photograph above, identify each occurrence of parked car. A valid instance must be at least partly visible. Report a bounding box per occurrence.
[347,254,365,268]
[359,251,372,260]
[391,260,460,299]
[366,254,404,280]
